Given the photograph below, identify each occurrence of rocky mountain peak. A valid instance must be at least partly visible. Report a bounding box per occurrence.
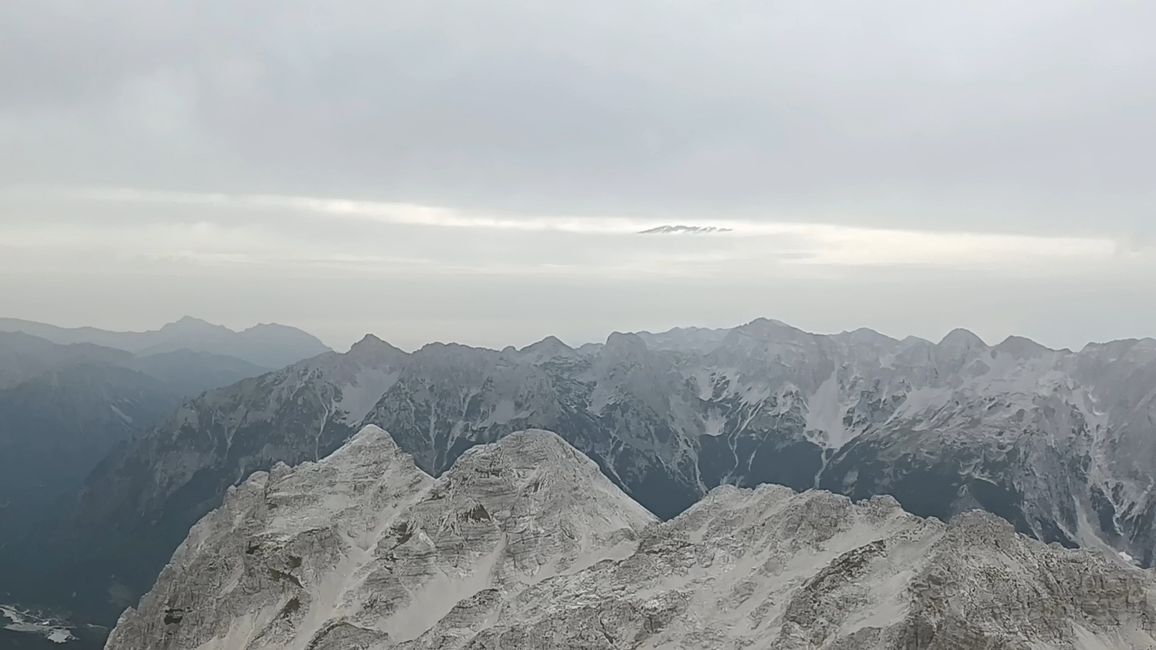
[736,316,801,339]
[634,326,730,353]
[449,429,655,532]
[840,326,898,346]
[603,330,647,355]
[106,429,655,650]
[994,334,1055,358]
[162,315,225,332]
[938,327,987,351]
[521,334,567,350]
[517,335,574,361]
[105,429,1156,650]
[347,333,406,358]
[456,428,591,473]
[339,423,403,455]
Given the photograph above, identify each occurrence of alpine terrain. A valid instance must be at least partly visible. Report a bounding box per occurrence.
[14,318,1156,641]
[106,425,1156,649]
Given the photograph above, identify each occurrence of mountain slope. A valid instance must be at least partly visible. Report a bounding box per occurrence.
[819,334,1156,564]
[0,331,296,634]
[35,319,1156,632]
[123,349,268,397]
[0,364,181,536]
[106,427,1156,650]
[0,330,292,554]
[0,316,330,369]
[0,331,131,389]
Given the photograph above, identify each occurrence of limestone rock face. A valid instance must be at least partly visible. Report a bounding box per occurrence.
[107,427,1156,650]
[105,425,654,650]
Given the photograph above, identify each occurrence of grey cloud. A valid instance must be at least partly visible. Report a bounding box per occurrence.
[3,1,1156,236]
[639,226,734,235]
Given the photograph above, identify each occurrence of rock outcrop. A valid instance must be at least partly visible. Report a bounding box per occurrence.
[107,426,1156,650]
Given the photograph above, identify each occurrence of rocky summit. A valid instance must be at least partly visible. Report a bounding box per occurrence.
[106,426,1156,650]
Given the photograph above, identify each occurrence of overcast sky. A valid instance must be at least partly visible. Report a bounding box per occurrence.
[2,1,1155,351]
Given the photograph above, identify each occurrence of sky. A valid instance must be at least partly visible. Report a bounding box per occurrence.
[2,0,1155,351]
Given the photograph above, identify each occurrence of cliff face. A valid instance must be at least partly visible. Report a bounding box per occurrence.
[107,426,1156,650]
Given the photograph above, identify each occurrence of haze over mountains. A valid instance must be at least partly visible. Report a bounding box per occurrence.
[0,316,330,647]
[0,316,330,370]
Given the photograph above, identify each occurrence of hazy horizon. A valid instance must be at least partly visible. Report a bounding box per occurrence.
[2,311,1150,356]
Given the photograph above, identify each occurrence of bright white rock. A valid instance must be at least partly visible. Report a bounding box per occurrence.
[106,427,1156,650]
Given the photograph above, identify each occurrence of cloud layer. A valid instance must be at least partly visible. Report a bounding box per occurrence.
[1,1,1154,349]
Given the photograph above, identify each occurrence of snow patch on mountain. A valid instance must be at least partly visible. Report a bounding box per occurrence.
[0,604,76,644]
[805,370,852,448]
[335,366,401,424]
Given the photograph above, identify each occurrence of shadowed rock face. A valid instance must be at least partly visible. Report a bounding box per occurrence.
[34,321,1156,629]
[107,427,1156,650]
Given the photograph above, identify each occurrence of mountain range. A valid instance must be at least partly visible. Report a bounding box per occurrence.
[105,425,1156,649]
[5,316,1156,646]
[0,316,330,370]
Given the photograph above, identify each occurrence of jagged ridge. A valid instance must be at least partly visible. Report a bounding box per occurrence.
[106,427,1156,649]
[37,318,1156,628]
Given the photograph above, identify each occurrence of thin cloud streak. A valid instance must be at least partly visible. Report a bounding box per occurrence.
[68,187,1119,268]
